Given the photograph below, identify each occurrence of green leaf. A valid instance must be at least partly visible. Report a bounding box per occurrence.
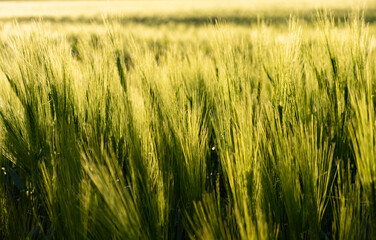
[5,164,26,191]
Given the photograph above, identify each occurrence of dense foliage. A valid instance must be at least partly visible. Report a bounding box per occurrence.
[1,11,376,239]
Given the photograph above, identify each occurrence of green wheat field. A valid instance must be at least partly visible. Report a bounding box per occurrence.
[1,1,376,239]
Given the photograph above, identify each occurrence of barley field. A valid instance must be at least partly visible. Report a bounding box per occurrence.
[1,1,376,239]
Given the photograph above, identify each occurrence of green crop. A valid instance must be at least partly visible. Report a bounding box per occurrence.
[1,8,376,240]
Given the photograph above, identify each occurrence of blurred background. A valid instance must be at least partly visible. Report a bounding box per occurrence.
[0,0,374,25]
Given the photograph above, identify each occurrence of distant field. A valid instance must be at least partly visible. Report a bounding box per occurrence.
[0,1,362,18]
[0,1,374,21]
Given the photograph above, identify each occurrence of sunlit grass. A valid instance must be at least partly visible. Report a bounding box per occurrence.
[1,3,376,240]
